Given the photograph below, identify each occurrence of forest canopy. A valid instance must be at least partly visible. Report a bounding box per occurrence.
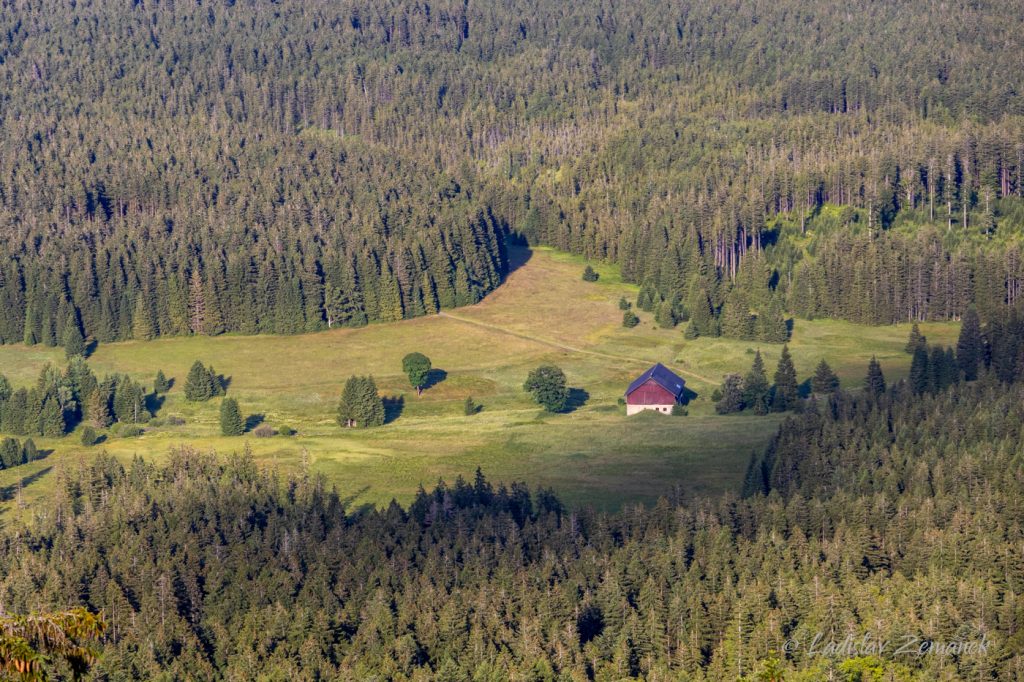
[0,0,1023,344]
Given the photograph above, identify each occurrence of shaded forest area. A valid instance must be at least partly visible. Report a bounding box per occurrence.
[1,0,1024,344]
[1,359,1022,679]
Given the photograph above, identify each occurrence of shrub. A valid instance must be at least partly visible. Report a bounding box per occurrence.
[148,418,164,427]
[166,415,186,426]
[81,426,98,446]
[278,425,296,436]
[671,404,687,416]
[252,424,275,438]
[119,425,144,438]
[582,265,599,282]
[622,310,640,328]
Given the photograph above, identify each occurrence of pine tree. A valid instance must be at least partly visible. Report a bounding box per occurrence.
[771,345,799,412]
[132,295,156,340]
[811,359,839,394]
[909,346,930,395]
[905,323,926,353]
[865,356,886,397]
[337,376,385,428]
[207,366,225,396]
[742,351,770,415]
[184,361,214,402]
[220,398,244,436]
[21,438,37,462]
[956,307,982,381]
[39,398,65,438]
[0,437,20,468]
[85,388,112,428]
[62,311,86,358]
[654,301,677,329]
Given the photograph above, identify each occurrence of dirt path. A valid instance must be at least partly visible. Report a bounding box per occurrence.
[437,311,717,385]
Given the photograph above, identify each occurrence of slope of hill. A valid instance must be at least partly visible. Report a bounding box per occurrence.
[0,246,958,513]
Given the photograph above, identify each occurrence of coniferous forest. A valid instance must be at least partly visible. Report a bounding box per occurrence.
[3,0,1024,679]
[1,0,1024,343]
[2,339,1024,679]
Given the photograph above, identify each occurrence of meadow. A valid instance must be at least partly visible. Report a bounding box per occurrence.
[0,247,959,514]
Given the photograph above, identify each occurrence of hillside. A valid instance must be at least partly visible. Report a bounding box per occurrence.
[0,246,958,513]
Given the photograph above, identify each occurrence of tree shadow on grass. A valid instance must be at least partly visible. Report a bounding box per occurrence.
[245,413,265,432]
[563,388,590,413]
[146,393,166,416]
[0,466,52,502]
[680,386,698,405]
[424,368,448,390]
[383,396,405,424]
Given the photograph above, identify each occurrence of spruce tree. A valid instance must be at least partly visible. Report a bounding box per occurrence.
[85,388,112,428]
[811,359,839,394]
[184,361,214,402]
[582,266,599,282]
[865,356,886,397]
[21,438,37,462]
[39,398,65,438]
[62,312,86,358]
[80,426,98,446]
[771,345,799,412]
[905,323,926,353]
[0,437,20,468]
[337,376,385,428]
[622,310,640,328]
[618,297,632,311]
[654,301,678,329]
[909,346,930,395]
[153,370,170,394]
[220,398,244,436]
[956,308,982,381]
[742,351,770,415]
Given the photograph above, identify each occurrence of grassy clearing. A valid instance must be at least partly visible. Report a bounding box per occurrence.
[0,246,958,514]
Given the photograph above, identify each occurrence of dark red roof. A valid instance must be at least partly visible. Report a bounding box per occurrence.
[625,363,685,400]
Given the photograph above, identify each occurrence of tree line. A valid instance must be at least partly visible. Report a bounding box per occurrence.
[1,0,1023,346]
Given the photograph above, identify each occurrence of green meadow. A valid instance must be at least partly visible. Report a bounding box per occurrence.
[0,247,958,514]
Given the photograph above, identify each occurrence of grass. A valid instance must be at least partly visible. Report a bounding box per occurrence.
[0,246,959,515]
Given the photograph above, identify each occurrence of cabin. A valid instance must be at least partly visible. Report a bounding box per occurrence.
[625,363,686,415]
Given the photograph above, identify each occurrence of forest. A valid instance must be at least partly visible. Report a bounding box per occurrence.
[1,0,1023,345]
[1,308,1023,679]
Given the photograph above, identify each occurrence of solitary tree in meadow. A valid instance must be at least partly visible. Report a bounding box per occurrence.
[582,265,599,282]
[523,365,569,412]
[337,376,385,428]
[402,353,432,395]
[184,361,214,402]
[220,398,244,436]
